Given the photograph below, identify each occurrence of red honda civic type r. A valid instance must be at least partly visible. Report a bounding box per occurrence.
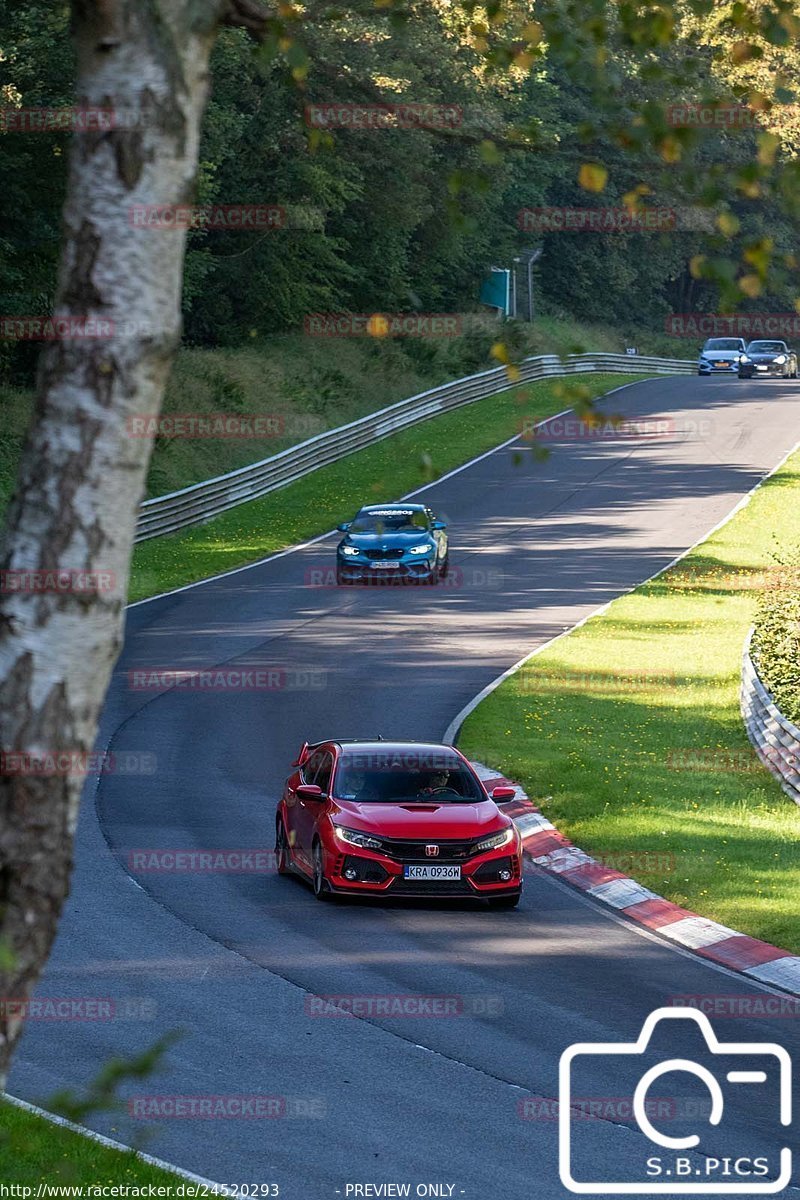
[275,740,523,907]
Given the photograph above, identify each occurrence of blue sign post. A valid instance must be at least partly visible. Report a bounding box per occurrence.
[479,267,511,316]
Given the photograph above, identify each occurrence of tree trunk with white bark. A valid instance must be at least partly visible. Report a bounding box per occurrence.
[0,0,230,1085]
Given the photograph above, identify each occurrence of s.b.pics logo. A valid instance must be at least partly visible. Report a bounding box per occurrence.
[559,1008,792,1194]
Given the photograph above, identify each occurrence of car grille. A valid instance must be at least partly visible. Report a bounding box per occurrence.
[364,548,405,560]
[390,877,474,896]
[377,835,487,862]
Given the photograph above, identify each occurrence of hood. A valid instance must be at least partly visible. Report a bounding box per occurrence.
[343,530,433,550]
[701,349,741,360]
[330,798,505,839]
[746,352,783,361]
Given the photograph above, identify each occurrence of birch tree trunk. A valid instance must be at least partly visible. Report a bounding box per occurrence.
[0,0,232,1084]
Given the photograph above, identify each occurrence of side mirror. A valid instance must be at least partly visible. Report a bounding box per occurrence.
[297,784,324,801]
[337,522,351,532]
[432,520,446,530]
[491,785,517,801]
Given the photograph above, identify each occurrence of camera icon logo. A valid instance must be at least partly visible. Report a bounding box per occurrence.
[559,1007,792,1194]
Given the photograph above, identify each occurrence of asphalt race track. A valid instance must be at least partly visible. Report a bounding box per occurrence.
[10,375,800,1198]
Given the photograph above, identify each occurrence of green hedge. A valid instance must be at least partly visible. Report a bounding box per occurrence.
[751,553,800,725]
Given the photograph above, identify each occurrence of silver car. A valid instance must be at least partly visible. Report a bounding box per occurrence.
[698,337,747,375]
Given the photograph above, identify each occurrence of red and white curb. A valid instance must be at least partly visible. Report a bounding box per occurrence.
[473,762,800,997]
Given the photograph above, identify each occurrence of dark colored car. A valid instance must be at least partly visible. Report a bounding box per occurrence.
[275,739,523,907]
[697,337,746,375]
[738,340,798,379]
[335,502,448,585]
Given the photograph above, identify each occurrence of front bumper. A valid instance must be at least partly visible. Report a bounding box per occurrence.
[323,841,523,898]
[698,361,738,375]
[337,556,437,582]
[739,363,786,377]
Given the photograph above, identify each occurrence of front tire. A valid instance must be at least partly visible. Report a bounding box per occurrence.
[275,817,291,875]
[438,555,449,579]
[312,841,332,901]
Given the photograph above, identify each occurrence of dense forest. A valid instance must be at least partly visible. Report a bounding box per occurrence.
[2,0,800,377]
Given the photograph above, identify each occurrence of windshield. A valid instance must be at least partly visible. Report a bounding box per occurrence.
[334,752,483,803]
[349,508,430,534]
[746,342,785,354]
[703,339,742,351]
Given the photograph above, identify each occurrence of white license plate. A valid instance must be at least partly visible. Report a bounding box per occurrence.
[756,365,768,371]
[372,561,400,569]
[403,864,461,880]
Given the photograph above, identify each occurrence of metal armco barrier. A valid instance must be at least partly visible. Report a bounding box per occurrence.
[136,351,693,542]
[741,629,800,806]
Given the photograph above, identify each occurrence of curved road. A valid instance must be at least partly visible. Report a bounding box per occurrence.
[10,375,800,1198]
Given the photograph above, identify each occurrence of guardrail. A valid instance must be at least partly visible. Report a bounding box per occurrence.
[741,629,800,806]
[136,351,694,542]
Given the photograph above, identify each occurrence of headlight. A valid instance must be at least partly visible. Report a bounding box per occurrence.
[699,357,709,364]
[475,827,516,854]
[340,545,360,557]
[739,355,750,364]
[409,543,434,555]
[775,354,787,364]
[334,826,384,850]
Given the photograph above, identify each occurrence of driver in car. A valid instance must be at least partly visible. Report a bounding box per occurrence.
[417,769,452,796]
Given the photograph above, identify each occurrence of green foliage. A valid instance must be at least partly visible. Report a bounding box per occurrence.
[752,550,800,724]
[3,0,800,376]
[0,1099,186,1184]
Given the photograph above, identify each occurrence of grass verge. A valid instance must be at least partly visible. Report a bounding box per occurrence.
[460,446,800,954]
[0,1099,186,1186]
[129,372,640,602]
